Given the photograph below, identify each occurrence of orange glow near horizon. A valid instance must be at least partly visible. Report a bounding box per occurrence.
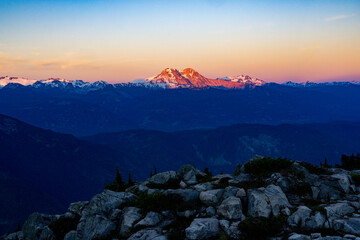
[0,0,359,83]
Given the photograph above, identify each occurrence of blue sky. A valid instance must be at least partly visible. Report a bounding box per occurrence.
[0,0,359,82]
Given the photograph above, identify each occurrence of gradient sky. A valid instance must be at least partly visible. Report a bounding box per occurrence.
[0,0,359,83]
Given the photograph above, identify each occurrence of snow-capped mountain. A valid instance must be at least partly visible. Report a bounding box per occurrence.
[281,81,305,87]
[144,68,192,88]
[0,76,37,87]
[0,76,111,91]
[140,68,265,89]
[218,75,266,86]
[180,68,210,88]
[2,70,359,91]
[0,69,266,90]
[32,78,79,88]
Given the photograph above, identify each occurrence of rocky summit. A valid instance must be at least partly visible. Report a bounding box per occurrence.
[144,68,264,89]
[3,157,360,240]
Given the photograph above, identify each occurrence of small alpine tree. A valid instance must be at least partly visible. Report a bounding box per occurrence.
[323,157,331,168]
[105,168,126,192]
[127,172,134,187]
[204,167,212,177]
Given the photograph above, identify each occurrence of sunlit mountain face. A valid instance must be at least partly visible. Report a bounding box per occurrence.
[0,68,265,89]
[3,68,359,90]
[144,68,265,88]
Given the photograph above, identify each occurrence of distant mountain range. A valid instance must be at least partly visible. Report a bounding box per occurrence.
[0,68,265,90]
[84,121,360,171]
[1,75,360,136]
[2,113,360,234]
[2,68,359,90]
[139,68,265,88]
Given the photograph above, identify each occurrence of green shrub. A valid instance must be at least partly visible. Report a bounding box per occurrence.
[196,167,213,183]
[133,192,201,214]
[287,167,305,180]
[133,192,173,213]
[309,205,326,215]
[341,153,360,170]
[213,177,231,189]
[175,197,202,212]
[350,173,360,186]
[303,199,326,215]
[303,198,323,206]
[196,174,213,183]
[204,167,212,176]
[299,162,330,175]
[217,230,230,240]
[146,178,181,189]
[244,157,294,176]
[233,164,242,176]
[239,215,286,240]
[230,179,266,190]
[167,228,183,240]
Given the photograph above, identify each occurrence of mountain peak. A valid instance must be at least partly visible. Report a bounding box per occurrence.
[181,68,197,74]
[160,68,182,78]
[146,68,191,87]
[180,68,203,78]
[143,68,265,89]
[0,69,266,90]
[0,76,37,86]
[218,75,266,86]
[164,67,178,72]
[180,68,209,87]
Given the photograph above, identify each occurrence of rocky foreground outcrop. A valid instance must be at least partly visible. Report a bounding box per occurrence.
[2,159,360,240]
